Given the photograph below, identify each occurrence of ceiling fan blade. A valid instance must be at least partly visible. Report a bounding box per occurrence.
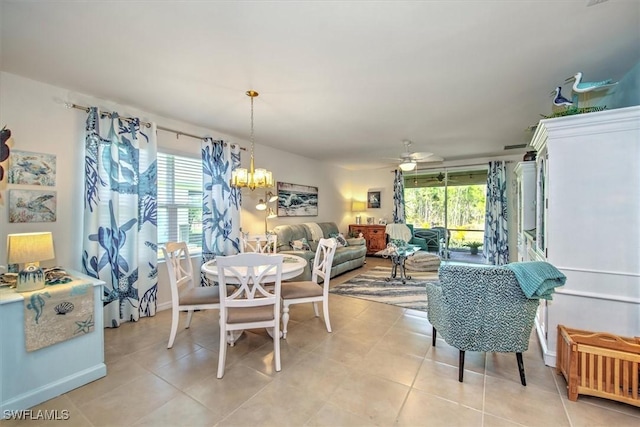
[416,155,444,163]
[410,151,436,159]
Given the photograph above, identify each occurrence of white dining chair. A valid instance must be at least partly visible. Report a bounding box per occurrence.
[281,237,337,339]
[241,233,278,254]
[162,242,231,349]
[215,253,284,378]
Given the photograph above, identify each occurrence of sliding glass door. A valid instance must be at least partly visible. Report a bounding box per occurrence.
[404,168,487,250]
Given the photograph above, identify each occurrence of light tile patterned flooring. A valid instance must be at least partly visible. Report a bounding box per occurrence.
[6,257,640,426]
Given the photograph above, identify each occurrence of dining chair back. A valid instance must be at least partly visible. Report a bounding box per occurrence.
[241,233,278,254]
[162,242,226,349]
[281,237,337,339]
[215,253,284,378]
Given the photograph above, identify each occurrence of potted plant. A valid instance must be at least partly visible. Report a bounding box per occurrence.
[464,241,483,255]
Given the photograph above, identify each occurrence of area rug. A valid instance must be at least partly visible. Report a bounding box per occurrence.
[329,266,437,311]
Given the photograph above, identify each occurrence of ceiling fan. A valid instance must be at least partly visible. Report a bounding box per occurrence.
[394,140,443,171]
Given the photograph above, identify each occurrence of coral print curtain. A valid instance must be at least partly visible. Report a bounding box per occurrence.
[483,161,509,265]
[392,169,405,223]
[201,138,242,284]
[82,107,158,327]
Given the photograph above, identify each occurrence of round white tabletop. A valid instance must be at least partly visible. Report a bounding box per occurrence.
[201,253,307,284]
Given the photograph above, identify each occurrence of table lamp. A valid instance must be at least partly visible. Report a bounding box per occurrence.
[351,200,366,225]
[7,232,55,292]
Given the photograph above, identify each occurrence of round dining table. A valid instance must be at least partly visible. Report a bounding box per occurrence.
[200,253,307,284]
[200,253,307,344]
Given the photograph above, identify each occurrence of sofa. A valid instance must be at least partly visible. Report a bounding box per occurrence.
[272,222,367,281]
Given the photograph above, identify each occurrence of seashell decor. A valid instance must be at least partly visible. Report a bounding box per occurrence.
[54,301,74,315]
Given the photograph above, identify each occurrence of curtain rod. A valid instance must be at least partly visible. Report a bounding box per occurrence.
[66,102,245,149]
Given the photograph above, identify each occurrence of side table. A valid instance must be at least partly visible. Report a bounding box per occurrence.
[375,244,421,284]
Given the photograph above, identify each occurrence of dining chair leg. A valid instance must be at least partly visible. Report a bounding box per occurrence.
[458,350,466,382]
[185,309,194,328]
[167,308,180,349]
[217,324,228,379]
[432,327,437,347]
[516,352,527,386]
[274,322,281,372]
[281,303,291,339]
[312,302,319,317]
[322,302,332,333]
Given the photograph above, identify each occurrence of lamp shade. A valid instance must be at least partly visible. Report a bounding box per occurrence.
[399,160,417,171]
[351,201,366,212]
[256,199,267,211]
[7,232,55,264]
[266,191,278,203]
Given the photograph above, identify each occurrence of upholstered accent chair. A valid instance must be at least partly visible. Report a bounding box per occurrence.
[426,264,539,385]
[412,226,449,253]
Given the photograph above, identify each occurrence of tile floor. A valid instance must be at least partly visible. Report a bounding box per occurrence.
[6,257,640,426]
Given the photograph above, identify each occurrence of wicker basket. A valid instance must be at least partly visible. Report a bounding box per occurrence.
[556,325,640,407]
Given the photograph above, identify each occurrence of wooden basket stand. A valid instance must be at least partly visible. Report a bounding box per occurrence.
[556,325,640,407]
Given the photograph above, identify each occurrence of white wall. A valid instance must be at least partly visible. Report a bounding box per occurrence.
[0,72,350,308]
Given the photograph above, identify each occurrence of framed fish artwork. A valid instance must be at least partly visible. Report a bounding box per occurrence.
[9,189,57,223]
[8,150,56,186]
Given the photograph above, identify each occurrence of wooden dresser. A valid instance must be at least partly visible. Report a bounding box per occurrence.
[349,224,387,255]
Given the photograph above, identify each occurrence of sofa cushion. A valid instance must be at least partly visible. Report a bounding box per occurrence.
[333,245,367,264]
[316,222,339,238]
[274,224,313,251]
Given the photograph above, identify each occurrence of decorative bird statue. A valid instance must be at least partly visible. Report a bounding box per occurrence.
[551,86,573,107]
[565,72,618,93]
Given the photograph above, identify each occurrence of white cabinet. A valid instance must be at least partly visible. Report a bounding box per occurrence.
[0,271,106,412]
[526,106,640,367]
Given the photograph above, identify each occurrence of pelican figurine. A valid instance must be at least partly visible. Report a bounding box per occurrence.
[565,72,618,93]
[550,86,573,107]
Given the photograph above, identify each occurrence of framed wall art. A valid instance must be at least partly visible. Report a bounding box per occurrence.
[277,182,318,217]
[8,150,57,186]
[9,189,57,223]
[367,190,381,209]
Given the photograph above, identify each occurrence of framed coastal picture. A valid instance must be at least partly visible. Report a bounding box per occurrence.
[277,182,318,217]
[367,190,381,209]
[9,189,57,223]
[8,150,56,186]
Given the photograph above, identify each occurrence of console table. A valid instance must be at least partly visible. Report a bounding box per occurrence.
[0,270,106,412]
[349,224,386,255]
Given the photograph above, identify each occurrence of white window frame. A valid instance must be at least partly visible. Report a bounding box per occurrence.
[157,151,203,258]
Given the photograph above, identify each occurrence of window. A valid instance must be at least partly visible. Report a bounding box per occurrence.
[404,168,487,249]
[157,152,203,255]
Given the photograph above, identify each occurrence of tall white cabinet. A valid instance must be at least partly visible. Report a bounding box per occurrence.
[524,106,640,367]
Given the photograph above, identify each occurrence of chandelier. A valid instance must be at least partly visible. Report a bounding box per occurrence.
[231,90,274,190]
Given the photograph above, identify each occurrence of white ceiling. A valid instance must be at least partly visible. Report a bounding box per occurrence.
[1,1,639,170]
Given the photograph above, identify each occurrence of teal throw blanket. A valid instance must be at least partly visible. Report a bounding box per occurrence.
[505,261,566,300]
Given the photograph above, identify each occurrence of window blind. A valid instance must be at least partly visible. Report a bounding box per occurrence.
[157,152,203,251]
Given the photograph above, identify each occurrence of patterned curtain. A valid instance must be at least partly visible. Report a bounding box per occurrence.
[483,161,509,265]
[392,169,405,223]
[82,107,158,328]
[201,138,242,284]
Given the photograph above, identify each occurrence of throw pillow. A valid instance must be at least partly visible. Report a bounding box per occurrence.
[336,233,348,247]
[290,237,311,251]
